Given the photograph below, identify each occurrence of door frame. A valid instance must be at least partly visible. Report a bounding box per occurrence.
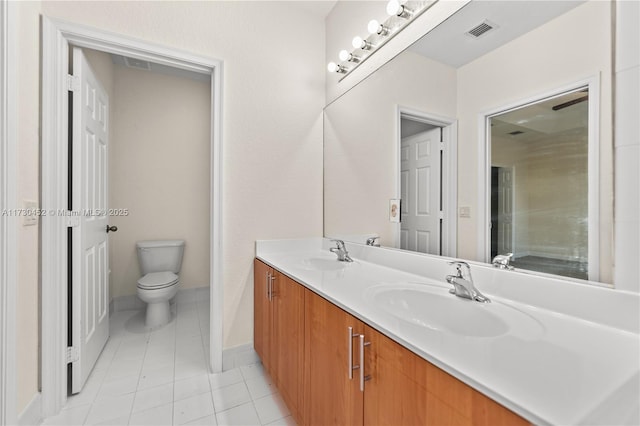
[0,1,17,424]
[395,107,458,257]
[490,165,516,258]
[477,76,600,279]
[41,17,224,417]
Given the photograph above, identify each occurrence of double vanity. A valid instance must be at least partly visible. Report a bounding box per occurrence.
[255,238,640,425]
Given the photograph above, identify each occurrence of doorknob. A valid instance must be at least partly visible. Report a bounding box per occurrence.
[106,225,118,233]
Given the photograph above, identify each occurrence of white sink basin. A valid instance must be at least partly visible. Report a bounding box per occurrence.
[366,282,542,338]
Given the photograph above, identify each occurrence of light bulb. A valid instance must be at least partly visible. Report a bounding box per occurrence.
[339,50,351,62]
[352,36,365,49]
[386,0,402,16]
[327,62,339,73]
[368,19,388,35]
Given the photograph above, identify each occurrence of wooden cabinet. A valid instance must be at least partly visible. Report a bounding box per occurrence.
[253,260,304,424]
[303,289,364,426]
[253,259,273,372]
[254,259,528,426]
[363,324,528,426]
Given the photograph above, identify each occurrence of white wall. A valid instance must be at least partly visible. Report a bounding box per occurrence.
[456,1,613,282]
[15,0,41,415]
[614,0,640,292]
[109,64,211,298]
[324,51,457,245]
[14,0,325,415]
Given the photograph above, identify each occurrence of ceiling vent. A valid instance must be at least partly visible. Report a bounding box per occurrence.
[466,20,497,39]
[124,57,151,71]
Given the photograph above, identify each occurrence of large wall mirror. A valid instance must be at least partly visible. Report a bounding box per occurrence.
[324,0,614,285]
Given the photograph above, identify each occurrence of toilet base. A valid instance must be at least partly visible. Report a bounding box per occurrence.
[144,300,172,328]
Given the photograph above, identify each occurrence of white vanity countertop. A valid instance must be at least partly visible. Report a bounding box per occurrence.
[256,238,640,426]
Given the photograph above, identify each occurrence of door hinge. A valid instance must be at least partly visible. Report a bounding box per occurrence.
[66,346,79,364]
[67,74,80,92]
[439,210,445,220]
[439,141,445,151]
[66,213,80,228]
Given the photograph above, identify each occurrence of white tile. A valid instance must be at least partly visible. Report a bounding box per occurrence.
[174,360,208,381]
[94,375,139,401]
[173,392,215,425]
[42,404,90,425]
[132,383,174,413]
[94,414,130,426]
[253,393,290,425]
[138,365,175,390]
[183,414,218,425]
[245,374,276,401]
[209,369,243,390]
[211,382,251,413]
[84,393,134,425]
[215,401,260,426]
[128,401,173,426]
[266,416,297,426]
[615,67,640,148]
[615,145,640,221]
[174,374,211,402]
[615,1,640,71]
[239,363,266,381]
[104,359,143,381]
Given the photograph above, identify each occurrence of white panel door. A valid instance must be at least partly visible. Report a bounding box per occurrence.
[400,128,442,254]
[497,167,514,255]
[71,47,110,393]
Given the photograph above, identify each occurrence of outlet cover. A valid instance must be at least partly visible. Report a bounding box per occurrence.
[389,199,400,223]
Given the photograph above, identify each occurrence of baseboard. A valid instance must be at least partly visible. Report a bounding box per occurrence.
[17,392,41,426]
[222,344,260,371]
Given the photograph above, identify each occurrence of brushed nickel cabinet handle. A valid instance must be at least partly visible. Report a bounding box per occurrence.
[359,334,371,392]
[347,326,360,379]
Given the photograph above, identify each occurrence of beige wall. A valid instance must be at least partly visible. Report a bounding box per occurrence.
[109,64,211,298]
[324,51,457,246]
[14,0,325,415]
[15,0,41,415]
[492,129,589,261]
[456,0,613,281]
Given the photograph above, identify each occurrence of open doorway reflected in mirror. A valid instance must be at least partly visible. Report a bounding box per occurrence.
[490,88,589,280]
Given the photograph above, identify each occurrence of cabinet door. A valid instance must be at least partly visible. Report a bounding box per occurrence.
[364,325,528,426]
[253,259,272,372]
[304,289,364,426]
[272,275,305,424]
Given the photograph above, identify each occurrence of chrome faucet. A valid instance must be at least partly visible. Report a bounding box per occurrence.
[445,261,490,303]
[492,253,514,270]
[365,236,380,247]
[330,239,353,262]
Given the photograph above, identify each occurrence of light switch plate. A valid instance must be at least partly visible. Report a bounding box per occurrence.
[459,206,471,218]
[23,200,38,226]
[389,199,400,223]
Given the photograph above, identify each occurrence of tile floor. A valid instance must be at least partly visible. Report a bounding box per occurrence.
[42,289,294,426]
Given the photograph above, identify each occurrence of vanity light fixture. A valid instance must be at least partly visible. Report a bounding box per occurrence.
[339,50,360,63]
[368,19,389,36]
[386,0,413,18]
[352,36,373,50]
[327,0,434,77]
[327,62,347,74]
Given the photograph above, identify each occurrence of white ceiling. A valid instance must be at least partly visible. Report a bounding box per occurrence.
[111,54,211,83]
[409,0,585,68]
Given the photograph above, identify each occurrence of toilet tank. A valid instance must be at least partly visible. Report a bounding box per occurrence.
[136,240,185,275]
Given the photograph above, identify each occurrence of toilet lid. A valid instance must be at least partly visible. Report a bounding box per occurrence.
[137,272,179,289]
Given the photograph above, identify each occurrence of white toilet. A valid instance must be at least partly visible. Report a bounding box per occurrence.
[136,240,185,328]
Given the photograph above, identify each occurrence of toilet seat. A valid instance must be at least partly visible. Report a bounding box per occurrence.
[137,271,179,290]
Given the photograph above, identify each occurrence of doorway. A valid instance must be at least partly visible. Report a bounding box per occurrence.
[396,108,457,257]
[41,17,223,417]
